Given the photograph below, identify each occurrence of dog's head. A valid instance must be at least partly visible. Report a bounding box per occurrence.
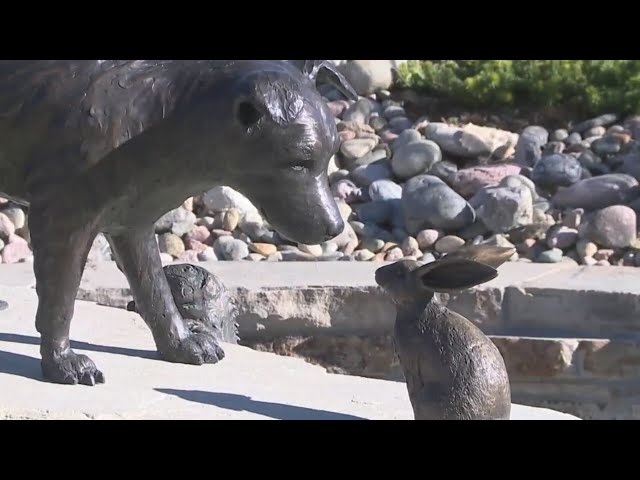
[214,60,357,244]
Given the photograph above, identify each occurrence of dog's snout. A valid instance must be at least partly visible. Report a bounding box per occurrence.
[324,218,345,241]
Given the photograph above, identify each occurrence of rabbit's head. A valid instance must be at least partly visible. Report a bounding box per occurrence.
[375,245,515,303]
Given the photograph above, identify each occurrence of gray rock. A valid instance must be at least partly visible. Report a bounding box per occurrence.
[337,60,395,96]
[238,213,271,242]
[537,248,563,263]
[472,183,534,233]
[321,240,339,254]
[579,205,637,248]
[369,179,403,201]
[383,105,406,120]
[514,125,548,166]
[342,98,378,124]
[427,160,458,182]
[198,247,218,262]
[318,252,344,261]
[624,116,640,140]
[421,252,436,263]
[578,149,603,171]
[388,117,413,134]
[391,129,423,152]
[391,139,442,180]
[542,141,565,155]
[619,141,640,180]
[531,153,582,189]
[401,175,476,234]
[280,249,316,261]
[202,186,258,215]
[351,160,392,187]
[592,136,622,156]
[571,114,618,134]
[481,234,515,249]
[564,132,582,145]
[500,174,539,201]
[354,249,375,261]
[435,235,465,254]
[360,237,385,253]
[213,236,250,261]
[356,200,394,225]
[369,115,388,132]
[416,229,440,250]
[155,206,195,234]
[552,174,640,211]
[551,129,569,142]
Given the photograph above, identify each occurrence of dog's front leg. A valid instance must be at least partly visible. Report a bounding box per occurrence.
[106,227,225,365]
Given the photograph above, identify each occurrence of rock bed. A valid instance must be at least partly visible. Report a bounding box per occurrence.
[2,91,640,268]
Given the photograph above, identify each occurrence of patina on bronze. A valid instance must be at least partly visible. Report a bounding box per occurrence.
[375,245,515,420]
[0,60,357,386]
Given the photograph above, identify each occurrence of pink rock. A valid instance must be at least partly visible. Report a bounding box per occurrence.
[451,164,523,198]
[582,205,637,248]
[338,130,356,142]
[380,131,399,143]
[186,225,211,245]
[327,100,350,118]
[183,237,208,252]
[2,234,30,264]
[176,250,200,263]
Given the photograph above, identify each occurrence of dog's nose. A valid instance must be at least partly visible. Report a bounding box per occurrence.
[323,218,345,241]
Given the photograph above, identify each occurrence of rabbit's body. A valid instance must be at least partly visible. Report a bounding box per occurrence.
[394,299,511,420]
[375,245,515,421]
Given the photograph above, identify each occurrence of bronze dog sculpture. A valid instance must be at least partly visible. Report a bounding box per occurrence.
[0,60,357,385]
[375,245,514,420]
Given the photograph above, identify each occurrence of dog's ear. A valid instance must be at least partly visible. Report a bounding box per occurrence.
[299,60,359,101]
[236,72,306,129]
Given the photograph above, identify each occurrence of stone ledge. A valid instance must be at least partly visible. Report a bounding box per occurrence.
[3,261,640,338]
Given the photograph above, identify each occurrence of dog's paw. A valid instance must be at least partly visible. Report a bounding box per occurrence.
[41,350,105,386]
[159,330,225,365]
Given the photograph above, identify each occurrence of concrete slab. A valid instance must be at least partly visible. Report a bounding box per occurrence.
[0,285,579,420]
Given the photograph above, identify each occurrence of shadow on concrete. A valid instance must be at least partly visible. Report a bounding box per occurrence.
[0,332,157,359]
[0,349,43,381]
[156,388,367,420]
[0,332,158,381]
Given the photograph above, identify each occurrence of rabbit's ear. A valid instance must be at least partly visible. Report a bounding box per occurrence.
[443,245,516,269]
[415,258,498,293]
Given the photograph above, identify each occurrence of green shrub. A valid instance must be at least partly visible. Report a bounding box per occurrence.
[396,60,640,117]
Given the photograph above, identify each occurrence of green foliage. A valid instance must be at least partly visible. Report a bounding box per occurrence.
[397,60,640,117]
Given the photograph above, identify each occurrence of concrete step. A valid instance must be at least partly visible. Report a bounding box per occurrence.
[0,285,578,420]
